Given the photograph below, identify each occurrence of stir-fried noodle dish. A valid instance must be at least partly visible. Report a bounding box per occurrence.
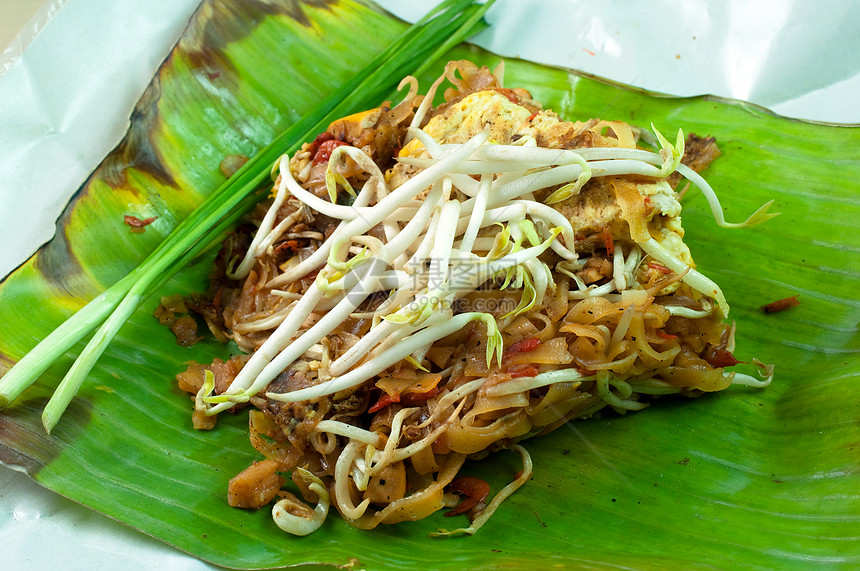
[165,61,774,536]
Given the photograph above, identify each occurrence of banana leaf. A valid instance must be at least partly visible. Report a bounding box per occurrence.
[1,0,858,569]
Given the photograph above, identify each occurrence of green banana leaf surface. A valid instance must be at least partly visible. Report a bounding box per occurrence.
[1,0,859,569]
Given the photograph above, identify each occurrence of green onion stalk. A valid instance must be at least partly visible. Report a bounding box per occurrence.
[0,0,498,433]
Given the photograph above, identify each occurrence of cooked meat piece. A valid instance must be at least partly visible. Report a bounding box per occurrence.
[228,459,284,509]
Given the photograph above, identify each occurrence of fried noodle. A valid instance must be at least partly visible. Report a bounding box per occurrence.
[170,60,772,536]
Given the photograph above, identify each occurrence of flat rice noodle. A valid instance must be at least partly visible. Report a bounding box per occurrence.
[426,345,456,369]
[464,390,529,425]
[545,280,569,322]
[613,177,651,243]
[463,352,490,376]
[522,311,558,342]
[503,337,573,366]
[409,444,441,475]
[568,335,605,369]
[365,461,407,504]
[376,372,442,398]
[446,410,532,454]
[525,382,590,427]
[589,351,638,374]
[375,376,413,398]
[369,405,399,432]
[249,410,299,469]
[592,120,638,149]
[564,296,626,326]
[504,315,541,341]
[627,315,682,365]
[666,315,726,352]
[560,323,609,352]
[605,338,633,363]
[660,366,733,392]
[349,453,466,529]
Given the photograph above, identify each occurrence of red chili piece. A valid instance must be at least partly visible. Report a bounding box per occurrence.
[503,337,541,359]
[368,392,400,414]
[273,240,300,257]
[124,215,157,233]
[312,139,349,165]
[602,227,615,256]
[445,476,491,517]
[124,215,157,228]
[305,132,334,157]
[762,295,799,314]
[369,386,440,414]
[401,386,440,406]
[656,330,678,340]
[704,348,743,368]
[508,365,539,378]
[647,261,673,274]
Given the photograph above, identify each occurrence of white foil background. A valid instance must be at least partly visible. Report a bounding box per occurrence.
[0,0,857,569]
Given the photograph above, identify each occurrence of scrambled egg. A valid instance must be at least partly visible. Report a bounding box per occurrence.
[393,90,694,272]
[400,91,533,153]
